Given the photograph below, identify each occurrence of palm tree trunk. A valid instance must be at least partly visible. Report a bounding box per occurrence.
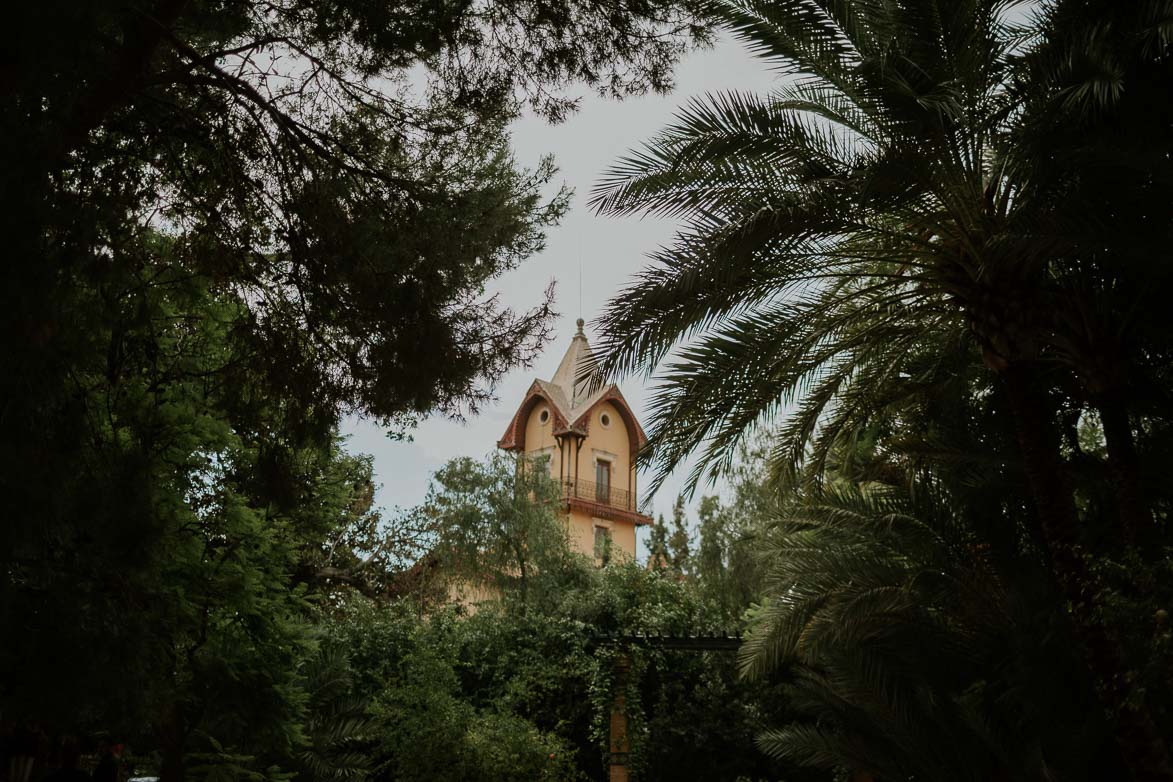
[1001,363,1172,782]
[1095,392,1152,546]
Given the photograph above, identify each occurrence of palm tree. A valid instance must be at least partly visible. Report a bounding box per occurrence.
[1004,0,1173,548]
[741,476,1117,781]
[296,644,376,781]
[589,0,1172,776]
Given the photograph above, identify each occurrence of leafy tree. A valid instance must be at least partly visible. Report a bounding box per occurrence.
[555,563,804,782]
[694,495,724,579]
[0,264,376,780]
[421,452,581,611]
[0,1,714,776]
[693,482,767,623]
[318,492,810,782]
[325,601,589,782]
[589,0,1173,774]
[2,0,714,452]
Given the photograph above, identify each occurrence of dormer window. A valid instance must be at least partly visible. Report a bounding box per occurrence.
[539,408,550,425]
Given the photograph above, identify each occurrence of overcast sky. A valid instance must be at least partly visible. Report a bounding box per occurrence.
[342,34,778,556]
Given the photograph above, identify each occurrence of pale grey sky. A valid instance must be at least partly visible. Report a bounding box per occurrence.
[342,35,777,554]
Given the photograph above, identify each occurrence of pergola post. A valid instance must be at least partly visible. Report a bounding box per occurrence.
[608,651,631,782]
[596,632,741,781]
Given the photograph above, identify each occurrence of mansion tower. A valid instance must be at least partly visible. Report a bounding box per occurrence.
[497,319,652,560]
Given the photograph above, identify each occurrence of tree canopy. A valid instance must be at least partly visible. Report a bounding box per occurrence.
[0,1,711,778]
[5,0,1173,780]
[591,0,1173,779]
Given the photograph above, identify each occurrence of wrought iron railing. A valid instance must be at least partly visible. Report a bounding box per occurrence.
[561,479,636,512]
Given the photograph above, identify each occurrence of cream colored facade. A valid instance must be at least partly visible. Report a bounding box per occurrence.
[499,320,652,561]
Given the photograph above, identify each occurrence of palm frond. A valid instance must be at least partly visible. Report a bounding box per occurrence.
[738,476,1041,779]
[589,0,1030,496]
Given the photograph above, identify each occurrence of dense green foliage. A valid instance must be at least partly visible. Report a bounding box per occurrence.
[318,549,801,782]
[0,0,712,778]
[6,0,1173,779]
[337,452,803,782]
[415,453,580,611]
[591,0,1173,780]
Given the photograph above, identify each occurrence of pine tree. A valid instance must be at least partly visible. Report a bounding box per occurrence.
[647,513,671,572]
[667,495,692,576]
[695,496,724,583]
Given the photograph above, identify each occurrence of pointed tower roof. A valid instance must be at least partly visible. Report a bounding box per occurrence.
[497,320,647,453]
[550,318,600,411]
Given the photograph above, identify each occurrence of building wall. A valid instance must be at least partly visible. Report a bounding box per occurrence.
[567,510,594,558]
[571,401,634,498]
[521,399,635,493]
[523,399,639,561]
[447,577,499,613]
[567,510,637,562]
[524,401,561,478]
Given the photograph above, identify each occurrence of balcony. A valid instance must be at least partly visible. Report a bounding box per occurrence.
[560,479,638,514]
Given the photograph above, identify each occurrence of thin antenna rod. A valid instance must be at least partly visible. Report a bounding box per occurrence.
[578,221,584,324]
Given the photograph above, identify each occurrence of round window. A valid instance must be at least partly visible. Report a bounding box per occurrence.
[599,412,611,428]
[539,408,550,424]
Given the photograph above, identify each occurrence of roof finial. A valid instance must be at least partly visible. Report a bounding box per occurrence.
[575,317,585,336]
